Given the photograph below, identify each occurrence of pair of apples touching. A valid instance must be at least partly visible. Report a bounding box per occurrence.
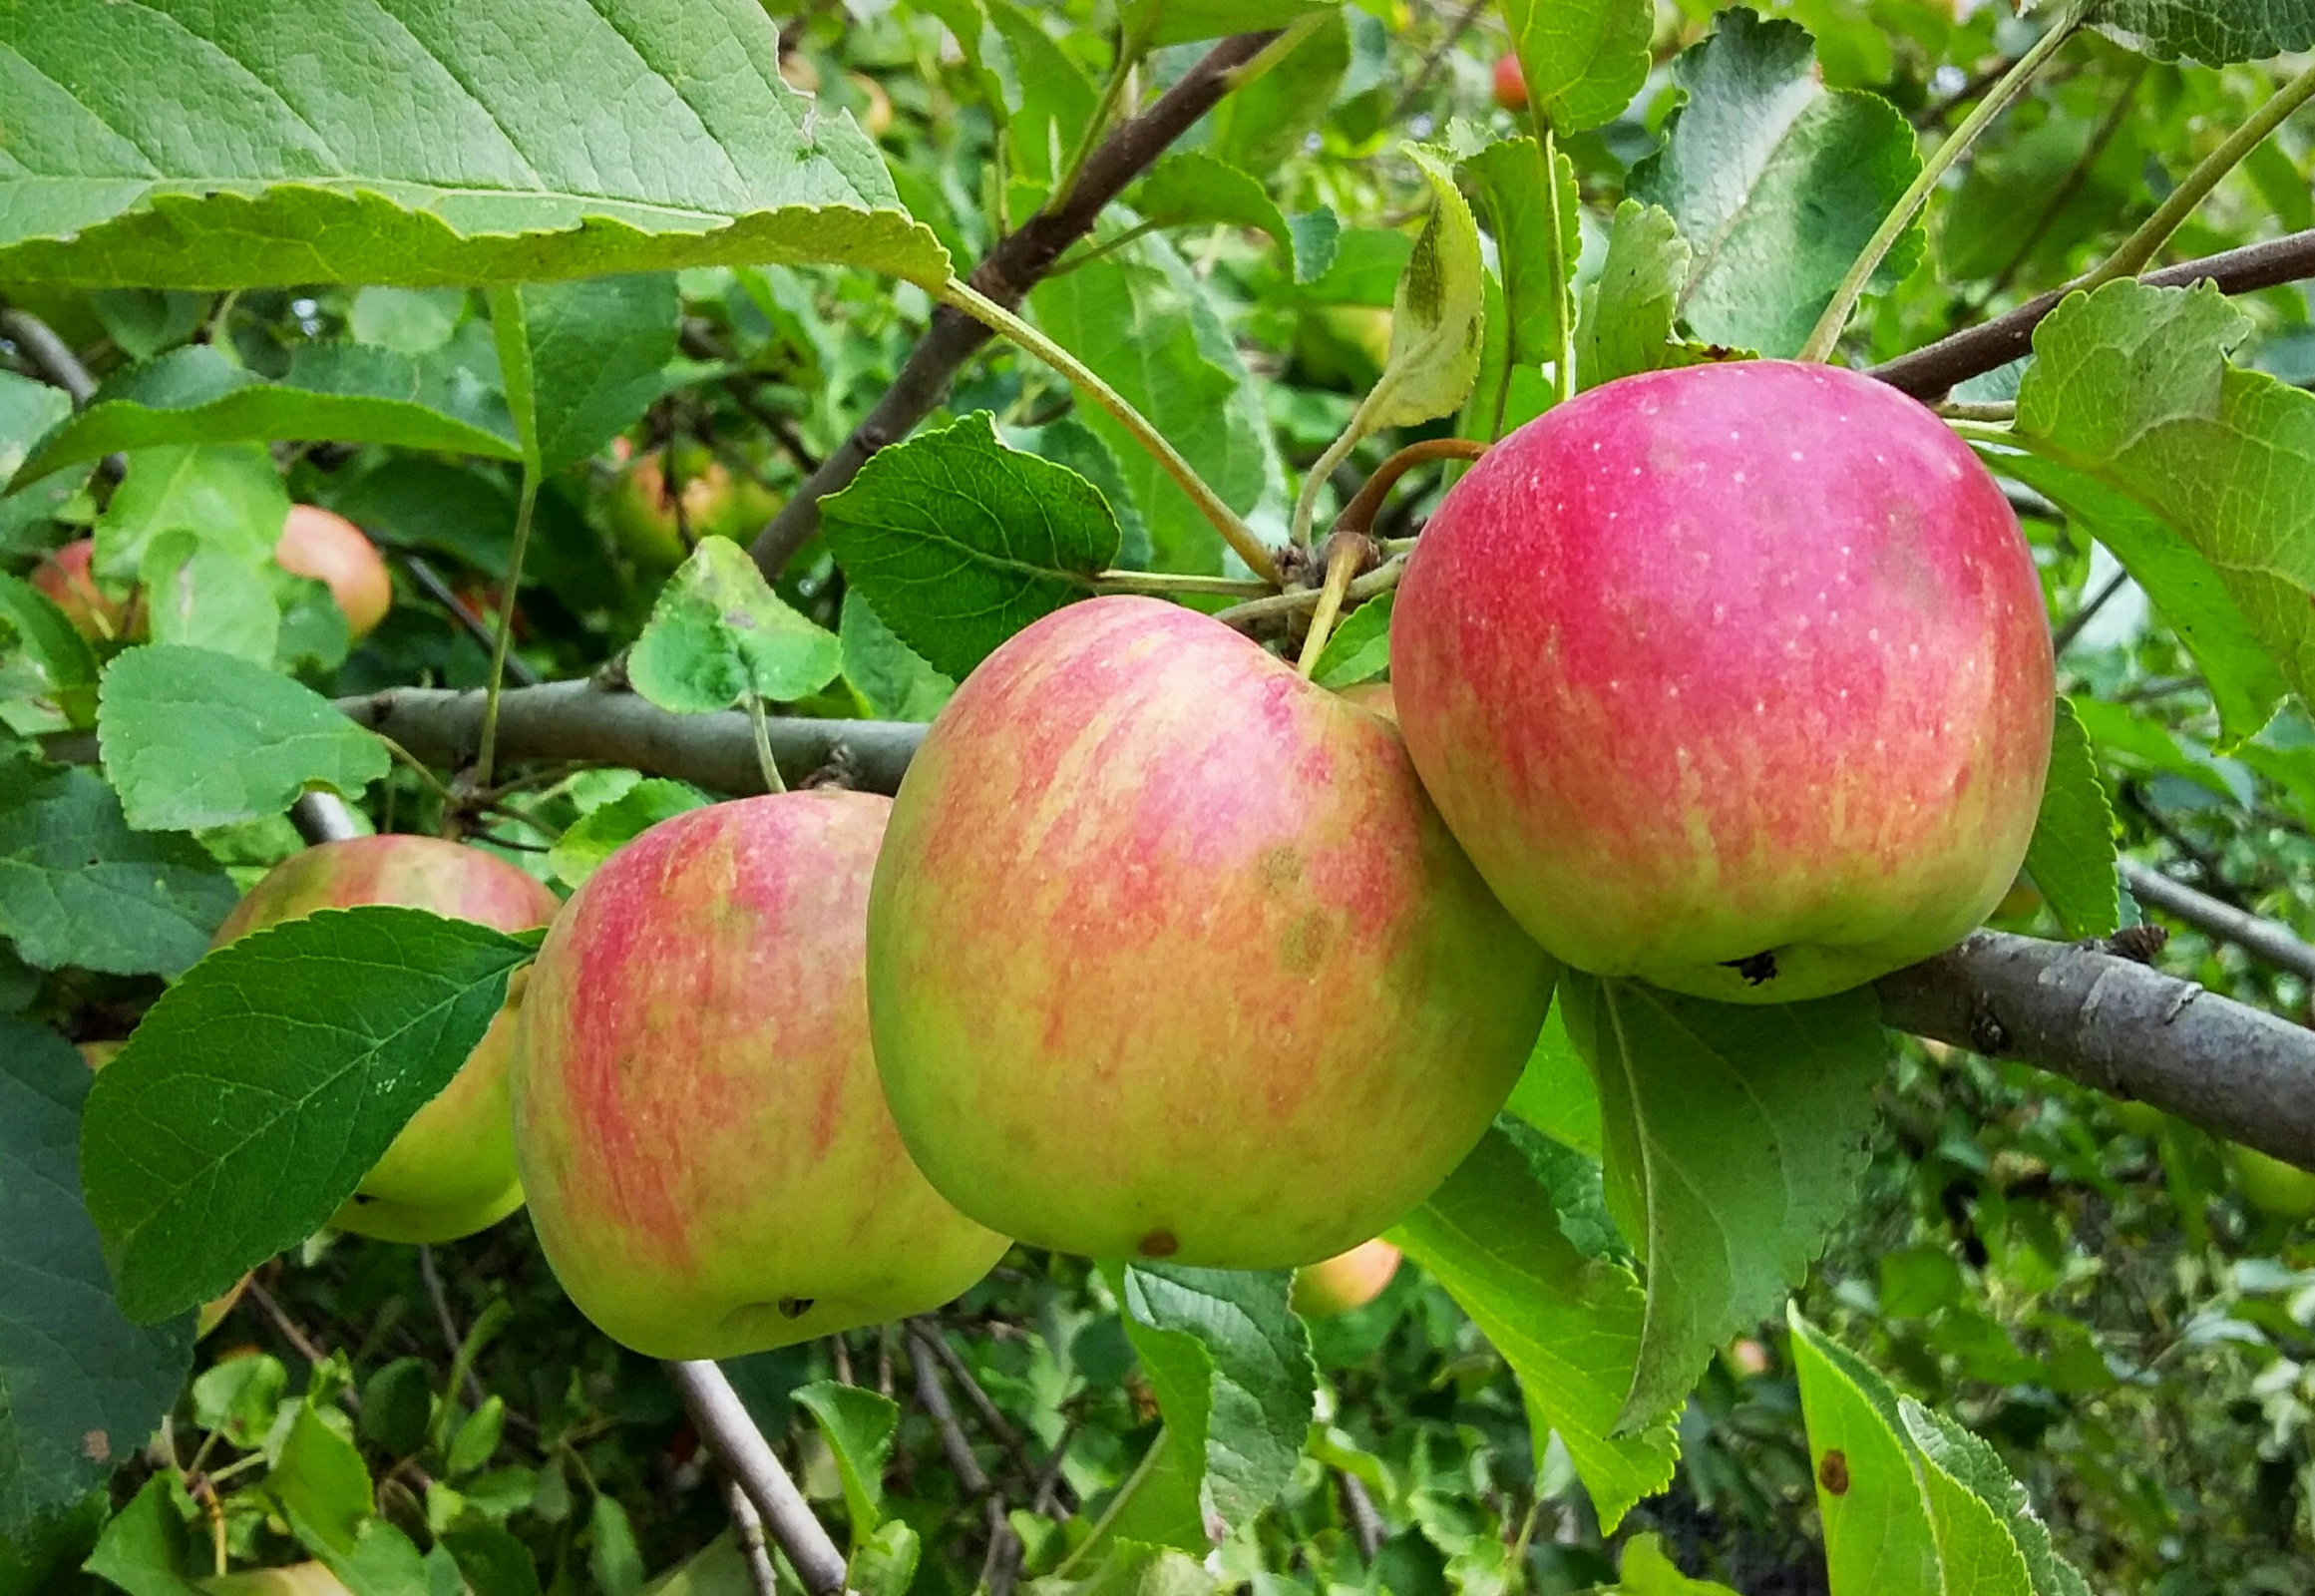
[207,360,2056,1356]
[35,504,395,645]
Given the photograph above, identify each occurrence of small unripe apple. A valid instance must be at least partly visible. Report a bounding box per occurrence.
[31,539,133,641]
[1393,361,2054,1003]
[277,506,393,640]
[1292,1240,1402,1317]
[1492,54,1528,112]
[2229,1144,2315,1220]
[215,836,560,1242]
[868,597,1555,1269]
[514,792,1008,1360]
[603,446,782,572]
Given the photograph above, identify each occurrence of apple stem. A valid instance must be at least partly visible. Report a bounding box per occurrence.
[1296,537,1367,677]
[932,276,1282,587]
[1334,438,1487,540]
[1216,553,1405,628]
[473,469,541,792]
[1092,570,1275,598]
[1796,0,2090,364]
[2078,57,2315,292]
[746,694,788,795]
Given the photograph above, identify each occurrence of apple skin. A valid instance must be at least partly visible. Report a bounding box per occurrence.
[1291,1239,1403,1317]
[867,597,1555,1269]
[214,836,561,1243]
[1392,360,2054,1004]
[604,447,781,572]
[513,791,1008,1360]
[2229,1144,2315,1220]
[277,506,393,641]
[1492,54,1528,112]
[32,539,133,641]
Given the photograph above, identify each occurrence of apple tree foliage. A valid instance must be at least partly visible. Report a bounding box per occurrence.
[4,0,2315,1590]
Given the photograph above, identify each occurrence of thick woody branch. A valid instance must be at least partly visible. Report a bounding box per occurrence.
[664,1360,853,1596]
[1874,931,2315,1167]
[748,30,1285,578]
[1870,227,2315,399]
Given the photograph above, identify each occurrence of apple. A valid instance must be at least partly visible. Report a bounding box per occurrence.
[1392,360,2054,1003]
[1292,1239,1403,1317]
[277,505,393,641]
[1492,54,1528,113]
[214,835,561,1243]
[2229,1144,2315,1220]
[512,791,1008,1360]
[867,597,1555,1269]
[31,539,133,641]
[604,444,782,571]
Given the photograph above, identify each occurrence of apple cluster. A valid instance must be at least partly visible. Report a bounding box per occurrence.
[219,360,2053,1352]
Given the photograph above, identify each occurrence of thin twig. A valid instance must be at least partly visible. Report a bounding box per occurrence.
[664,1361,853,1596]
[0,307,97,403]
[1215,556,1406,628]
[725,1476,786,1596]
[402,555,544,686]
[2051,567,2131,655]
[1339,1472,1385,1560]
[417,1246,490,1408]
[910,1320,1030,1470]
[2120,861,2315,985]
[1334,438,1486,540]
[1391,0,1491,118]
[908,1330,990,1495]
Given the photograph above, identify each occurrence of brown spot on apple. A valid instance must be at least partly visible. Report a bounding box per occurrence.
[1138,1230,1179,1258]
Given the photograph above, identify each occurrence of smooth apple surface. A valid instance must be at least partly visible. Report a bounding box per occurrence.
[215,835,559,1242]
[32,539,133,641]
[277,506,393,640]
[1492,53,1528,111]
[867,597,1555,1270]
[604,448,781,571]
[1292,1239,1403,1317]
[514,792,1007,1360]
[1393,360,2054,1003]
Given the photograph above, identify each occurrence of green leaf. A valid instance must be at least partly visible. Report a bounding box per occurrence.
[1204,12,1351,176]
[0,0,948,290]
[1897,1401,2092,1596]
[1560,974,1884,1428]
[0,1022,194,1537]
[1453,132,1583,423]
[1123,0,1337,46]
[83,1477,204,1596]
[588,1496,644,1596]
[1502,1006,1603,1160]
[350,288,467,356]
[496,277,680,476]
[94,445,288,586]
[11,344,519,489]
[820,412,1118,677]
[1975,440,2289,746]
[272,1403,375,1558]
[2097,0,2315,63]
[90,294,210,363]
[1786,1311,1942,1596]
[1390,1125,1676,1533]
[1630,8,1923,358]
[1360,148,1485,432]
[547,779,708,891]
[80,906,536,1322]
[447,1397,505,1478]
[0,573,99,733]
[1004,416,1151,571]
[2022,698,2120,939]
[193,1353,288,1451]
[1132,157,1336,283]
[838,593,955,723]
[1499,0,1652,133]
[0,760,236,977]
[1614,1533,1738,1594]
[849,1520,921,1596]
[1022,1540,1217,1596]
[441,1517,542,1596]
[793,1382,901,1545]
[139,536,278,665]
[1311,591,1392,689]
[1112,1264,1317,1537]
[0,373,71,486]
[628,540,843,714]
[1577,200,1725,392]
[1029,234,1274,576]
[2012,280,2315,747]
[98,645,389,832]
[359,1359,435,1459]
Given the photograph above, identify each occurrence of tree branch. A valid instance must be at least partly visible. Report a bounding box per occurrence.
[2120,860,2315,985]
[747,30,1286,578]
[0,306,97,404]
[664,1360,853,1596]
[1874,930,2315,1167]
[1870,227,2315,399]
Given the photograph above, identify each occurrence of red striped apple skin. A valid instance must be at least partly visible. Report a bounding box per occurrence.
[866,597,1555,1270]
[513,792,1006,1360]
[1393,360,2053,1004]
[215,835,560,1242]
